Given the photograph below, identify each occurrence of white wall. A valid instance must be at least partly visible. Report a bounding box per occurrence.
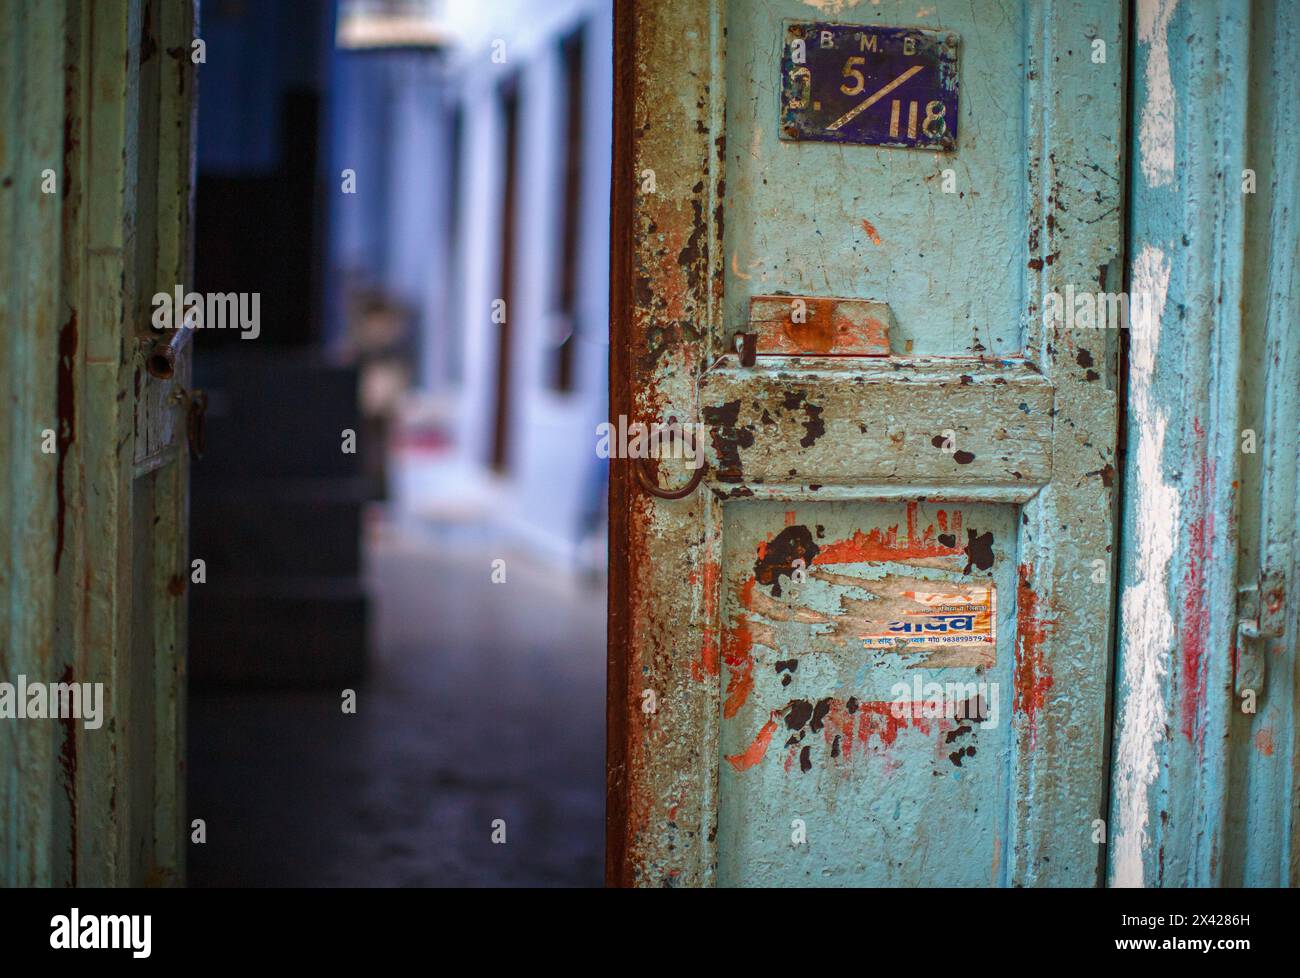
[441,0,612,564]
[334,0,613,562]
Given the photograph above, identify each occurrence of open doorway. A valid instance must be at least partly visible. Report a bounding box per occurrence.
[185,0,611,887]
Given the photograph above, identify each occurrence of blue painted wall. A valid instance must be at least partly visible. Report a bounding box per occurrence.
[198,0,336,175]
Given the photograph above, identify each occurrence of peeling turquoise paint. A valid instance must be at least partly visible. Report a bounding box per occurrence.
[1109,0,1300,887]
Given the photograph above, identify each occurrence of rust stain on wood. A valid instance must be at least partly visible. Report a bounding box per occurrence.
[54,311,78,573]
[57,666,78,886]
[1013,564,1055,743]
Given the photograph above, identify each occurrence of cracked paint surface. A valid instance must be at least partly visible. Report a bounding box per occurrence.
[1136,0,1177,187]
[1111,244,1173,888]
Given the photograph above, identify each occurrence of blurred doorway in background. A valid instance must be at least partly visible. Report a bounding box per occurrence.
[187,0,611,886]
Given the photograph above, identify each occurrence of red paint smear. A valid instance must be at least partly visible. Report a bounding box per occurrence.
[730,700,937,772]
[824,699,855,762]
[722,628,754,719]
[855,700,933,747]
[810,501,963,564]
[1014,564,1055,744]
[861,219,883,245]
[812,521,961,565]
[721,577,757,718]
[1179,420,1214,747]
[726,717,778,771]
[691,560,722,681]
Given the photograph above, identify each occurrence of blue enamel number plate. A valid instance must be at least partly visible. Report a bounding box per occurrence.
[780,23,960,151]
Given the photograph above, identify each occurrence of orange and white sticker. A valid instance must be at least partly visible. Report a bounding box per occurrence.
[860,581,995,668]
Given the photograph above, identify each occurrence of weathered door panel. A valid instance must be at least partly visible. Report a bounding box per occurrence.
[717,499,1017,886]
[725,8,1027,358]
[610,0,1125,887]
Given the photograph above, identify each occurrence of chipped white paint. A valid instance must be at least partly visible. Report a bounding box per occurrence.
[1137,0,1177,187]
[1112,244,1175,887]
[801,0,866,14]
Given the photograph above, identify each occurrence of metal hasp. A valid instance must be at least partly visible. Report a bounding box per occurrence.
[1235,569,1285,700]
[780,22,958,149]
[134,329,198,475]
[186,390,209,461]
[732,295,893,367]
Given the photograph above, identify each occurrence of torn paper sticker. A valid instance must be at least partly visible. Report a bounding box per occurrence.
[860,580,996,668]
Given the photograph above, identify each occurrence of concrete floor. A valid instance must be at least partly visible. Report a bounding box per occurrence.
[188,517,606,886]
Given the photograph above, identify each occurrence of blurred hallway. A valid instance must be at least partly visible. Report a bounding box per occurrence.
[188,513,605,887]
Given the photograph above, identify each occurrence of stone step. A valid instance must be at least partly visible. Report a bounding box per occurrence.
[189,577,368,688]
[191,478,369,577]
[193,353,364,479]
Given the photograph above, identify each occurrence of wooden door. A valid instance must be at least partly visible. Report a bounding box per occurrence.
[609,0,1125,886]
[0,0,196,886]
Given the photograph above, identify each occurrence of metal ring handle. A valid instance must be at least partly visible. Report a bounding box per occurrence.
[634,421,707,499]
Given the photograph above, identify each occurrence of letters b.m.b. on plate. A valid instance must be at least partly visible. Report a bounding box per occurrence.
[780,23,959,150]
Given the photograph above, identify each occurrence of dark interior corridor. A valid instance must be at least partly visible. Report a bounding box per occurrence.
[189,518,604,887]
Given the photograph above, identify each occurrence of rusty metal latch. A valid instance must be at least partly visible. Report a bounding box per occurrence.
[732,297,895,365]
[144,325,192,377]
[135,328,203,466]
[144,318,196,380]
[634,417,707,499]
[1235,569,1284,700]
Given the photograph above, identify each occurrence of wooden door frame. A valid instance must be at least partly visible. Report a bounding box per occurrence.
[605,0,730,888]
[605,0,635,888]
